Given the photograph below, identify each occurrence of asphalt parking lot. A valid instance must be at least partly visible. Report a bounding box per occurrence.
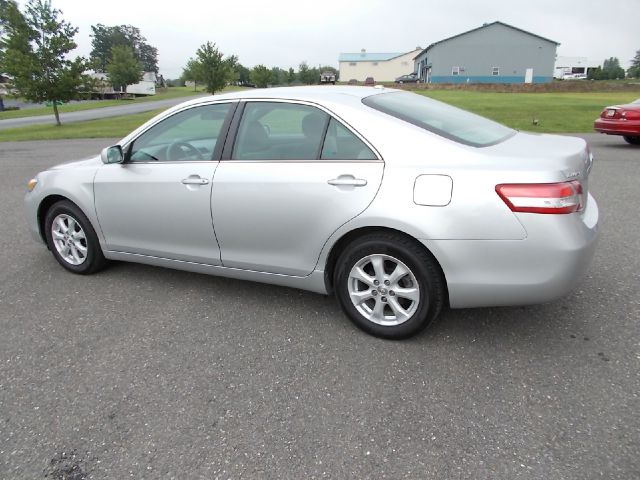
[0,134,638,479]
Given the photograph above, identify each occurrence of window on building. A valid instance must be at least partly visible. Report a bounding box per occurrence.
[492,67,500,76]
[452,66,460,76]
[349,62,357,66]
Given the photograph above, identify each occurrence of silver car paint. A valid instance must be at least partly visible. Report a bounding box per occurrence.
[212,160,383,276]
[25,86,599,308]
[94,161,222,265]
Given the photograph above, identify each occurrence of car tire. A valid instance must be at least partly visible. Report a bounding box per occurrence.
[44,200,107,275]
[623,135,640,145]
[334,232,445,339]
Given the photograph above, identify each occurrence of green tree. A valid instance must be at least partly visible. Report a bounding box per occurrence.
[602,57,625,79]
[193,42,236,94]
[298,61,310,84]
[106,45,142,93]
[627,49,640,79]
[250,64,272,88]
[298,61,319,84]
[287,67,295,85]
[0,0,22,111]
[181,57,202,90]
[90,24,158,73]
[2,0,90,125]
[235,63,250,85]
[270,66,286,86]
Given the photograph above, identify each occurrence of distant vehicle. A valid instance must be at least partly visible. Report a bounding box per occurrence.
[395,73,419,84]
[364,77,375,86]
[90,71,157,98]
[320,71,336,85]
[25,86,598,339]
[347,79,358,85]
[594,99,640,145]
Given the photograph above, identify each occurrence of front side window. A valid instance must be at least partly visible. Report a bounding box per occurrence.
[232,102,329,160]
[128,103,232,162]
[363,91,515,147]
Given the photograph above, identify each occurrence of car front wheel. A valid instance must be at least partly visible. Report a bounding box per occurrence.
[623,135,640,145]
[44,200,107,274]
[334,233,445,339]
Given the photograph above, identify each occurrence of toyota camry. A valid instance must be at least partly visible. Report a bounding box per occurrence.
[25,86,599,338]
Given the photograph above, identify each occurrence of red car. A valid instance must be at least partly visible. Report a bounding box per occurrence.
[594,99,640,145]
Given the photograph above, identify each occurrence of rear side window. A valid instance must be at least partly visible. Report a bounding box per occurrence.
[321,118,376,160]
[233,102,329,160]
[363,91,515,147]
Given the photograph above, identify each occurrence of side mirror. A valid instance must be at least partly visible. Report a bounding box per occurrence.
[101,145,124,164]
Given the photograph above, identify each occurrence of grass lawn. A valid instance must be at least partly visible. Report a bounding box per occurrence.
[415,90,638,133]
[1,89,638,142]
[0,86,245,121]
[0,109,164,142]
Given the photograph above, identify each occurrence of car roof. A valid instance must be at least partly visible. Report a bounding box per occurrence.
[181,85,395,108]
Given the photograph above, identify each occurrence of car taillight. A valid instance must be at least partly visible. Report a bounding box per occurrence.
[496,181,584,214]
[621,110,640,120]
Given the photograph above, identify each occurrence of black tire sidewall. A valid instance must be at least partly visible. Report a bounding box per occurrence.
[44,200,104,274]
[335,235,442,339]
[623,136,640,145]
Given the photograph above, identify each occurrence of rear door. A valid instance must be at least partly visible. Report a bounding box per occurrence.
[211,100,384,276]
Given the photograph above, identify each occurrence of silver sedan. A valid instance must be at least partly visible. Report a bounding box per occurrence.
[25,86,599,338]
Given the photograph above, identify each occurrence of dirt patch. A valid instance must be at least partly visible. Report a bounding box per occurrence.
[44,450,90,480]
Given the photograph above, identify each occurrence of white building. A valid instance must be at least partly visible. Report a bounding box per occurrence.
[338,48,421,82]
[554,56,601,79]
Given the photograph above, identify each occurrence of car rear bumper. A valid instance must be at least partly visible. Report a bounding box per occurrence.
[421,193,599,309]
[594,118,640,136]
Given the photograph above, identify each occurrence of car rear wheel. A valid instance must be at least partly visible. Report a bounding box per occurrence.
[334,233,445,339]
[44,200,107,274]
[623,135,640,145]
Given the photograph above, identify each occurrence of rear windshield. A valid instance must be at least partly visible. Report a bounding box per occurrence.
[362,91,516,147]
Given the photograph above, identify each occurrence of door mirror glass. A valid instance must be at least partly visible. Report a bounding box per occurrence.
[101,145,124,164]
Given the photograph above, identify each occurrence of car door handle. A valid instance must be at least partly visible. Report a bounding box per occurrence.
[181,176,209,185]
[327,176,367,187]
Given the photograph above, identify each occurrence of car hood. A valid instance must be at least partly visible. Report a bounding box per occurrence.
[49,155,102,171]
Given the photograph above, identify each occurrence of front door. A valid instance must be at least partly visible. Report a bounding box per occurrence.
[94,102,234,264]
[212,101,384,276]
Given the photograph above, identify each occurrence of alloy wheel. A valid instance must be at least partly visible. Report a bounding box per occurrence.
[347,254,420,326]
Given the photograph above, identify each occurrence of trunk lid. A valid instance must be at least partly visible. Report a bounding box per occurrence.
[481,132,593,203]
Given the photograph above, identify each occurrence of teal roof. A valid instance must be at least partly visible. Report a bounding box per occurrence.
[339,52,404,62]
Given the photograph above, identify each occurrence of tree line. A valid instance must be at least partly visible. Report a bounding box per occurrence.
[179,43,338,94]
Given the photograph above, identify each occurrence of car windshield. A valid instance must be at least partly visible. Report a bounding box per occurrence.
[362,91,516,147]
